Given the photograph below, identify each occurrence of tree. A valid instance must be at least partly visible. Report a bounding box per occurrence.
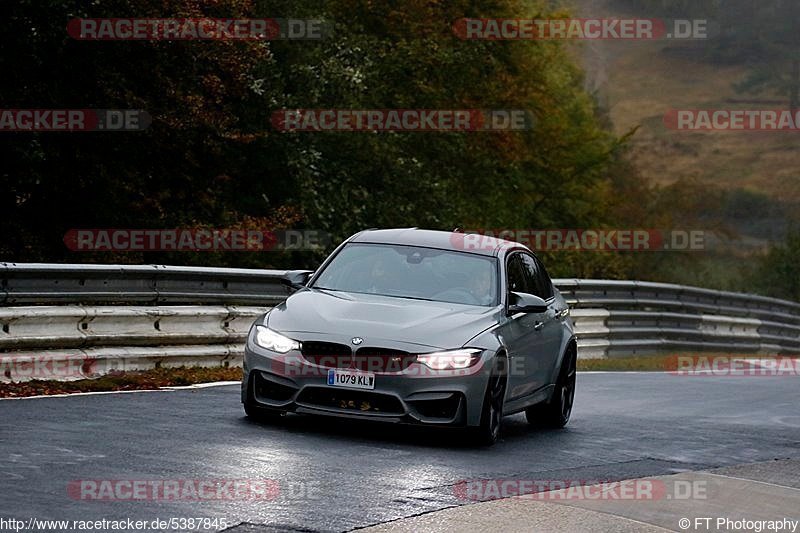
[1,0,638,276]
[751,230,800,301]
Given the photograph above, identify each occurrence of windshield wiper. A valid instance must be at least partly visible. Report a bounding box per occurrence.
[309,286,341,294]
[311,287,444,303]
[359,291,439,302]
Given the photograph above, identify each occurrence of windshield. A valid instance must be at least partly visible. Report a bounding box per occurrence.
[311,243,498,306]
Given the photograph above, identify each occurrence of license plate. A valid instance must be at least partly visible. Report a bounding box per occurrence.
[327,369,375,390]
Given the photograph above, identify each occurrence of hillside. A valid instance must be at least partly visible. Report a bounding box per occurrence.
[573,0,800,243]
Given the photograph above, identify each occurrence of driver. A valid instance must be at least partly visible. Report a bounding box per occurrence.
[469,269,494,305]
[366,257,389,293]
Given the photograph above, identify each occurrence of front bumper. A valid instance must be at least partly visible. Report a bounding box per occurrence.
[242,341,492,427]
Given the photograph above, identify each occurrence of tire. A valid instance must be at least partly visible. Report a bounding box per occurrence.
[471,358,507,446]
[525,348,576,428]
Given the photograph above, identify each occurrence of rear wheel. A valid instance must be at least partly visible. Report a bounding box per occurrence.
[472,359,507,446]
[525,348,576,428]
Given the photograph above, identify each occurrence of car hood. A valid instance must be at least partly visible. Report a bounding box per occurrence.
[265,288,501,350]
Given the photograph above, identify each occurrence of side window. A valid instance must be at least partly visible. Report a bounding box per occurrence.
[520,253,553,300]
[506,254,526,293]
[506,253,534,294]
[533,255,554,299]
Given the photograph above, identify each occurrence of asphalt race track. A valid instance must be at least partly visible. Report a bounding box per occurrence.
[1,373,798,532]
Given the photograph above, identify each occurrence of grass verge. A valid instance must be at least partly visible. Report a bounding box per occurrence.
[578,353,784,372]
[579,355,680,372]
[0,366,243,398]
[2,354,790,397]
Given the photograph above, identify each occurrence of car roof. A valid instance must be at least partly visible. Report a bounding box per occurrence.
[348,228,527,257]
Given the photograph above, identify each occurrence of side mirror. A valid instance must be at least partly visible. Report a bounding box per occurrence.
[281,270,314,290]
[507,291,548,314]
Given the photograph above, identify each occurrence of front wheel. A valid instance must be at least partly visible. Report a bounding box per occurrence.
[525,349,576,428]
[471,359,507,446]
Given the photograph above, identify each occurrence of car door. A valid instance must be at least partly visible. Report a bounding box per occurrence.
[499,252,552,401]
[520,253,565,388]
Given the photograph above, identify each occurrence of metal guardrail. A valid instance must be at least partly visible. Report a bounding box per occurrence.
[556,279,800,357]
[0,263,292,305]
[1,263,799,381]
[0,305,264,382]
[0,263,288,381]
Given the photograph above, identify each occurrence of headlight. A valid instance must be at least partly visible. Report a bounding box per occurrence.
[253,325,300,353]
[416,348,482,370]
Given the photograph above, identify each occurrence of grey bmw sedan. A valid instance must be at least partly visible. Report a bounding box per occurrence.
[242,228,576,445]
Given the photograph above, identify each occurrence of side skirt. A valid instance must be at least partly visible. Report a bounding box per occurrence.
[504,384,554,415]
